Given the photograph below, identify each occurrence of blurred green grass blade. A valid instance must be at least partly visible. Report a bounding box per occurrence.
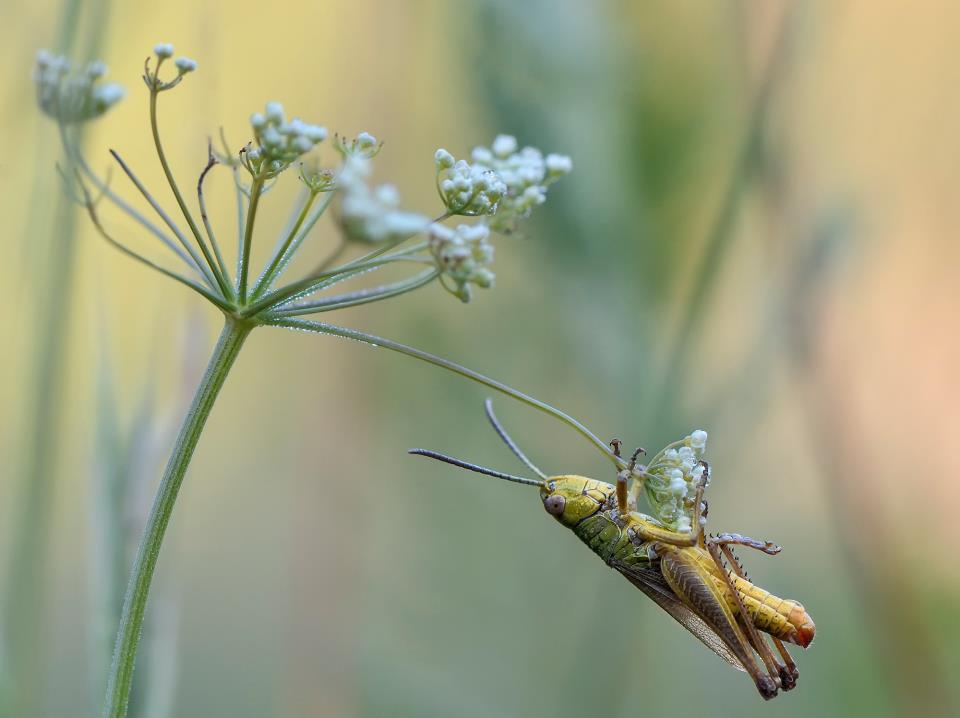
[2,1,113,712]
[647,4,798,427]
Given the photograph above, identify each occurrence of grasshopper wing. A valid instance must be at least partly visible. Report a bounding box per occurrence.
[615,562,746,672]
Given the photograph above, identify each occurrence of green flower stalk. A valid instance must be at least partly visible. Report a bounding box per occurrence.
[37,43,604,718]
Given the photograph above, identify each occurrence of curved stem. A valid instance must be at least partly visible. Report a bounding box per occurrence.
[109,150,218,291]
[149,90,230,297]
[57,122,200,274]
[270,268,439,316]
[81,189,233,312]
[103,317,252,718]
[197,153,233,294]
[264,317,625,470]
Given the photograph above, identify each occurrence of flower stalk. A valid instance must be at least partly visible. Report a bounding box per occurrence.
[35,42,585,717]
[103,317,251,718]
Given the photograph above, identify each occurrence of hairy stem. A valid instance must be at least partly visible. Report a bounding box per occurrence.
[149,89,230,297]
[252,189,320,298]
[265,317,625,470]
[238,176,265,301]
[103,317,252,718]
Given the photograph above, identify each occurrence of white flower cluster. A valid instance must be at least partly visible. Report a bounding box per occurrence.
[34,50,124,124]
[144,43,198,92]
[434,149,507,216]
[337,158,428,244]
[435,135,572,230]
[245,102,328,175]
[152,43,197,75]
[334,131,382,159]
[643,430,709,532]
[428,223,495,303]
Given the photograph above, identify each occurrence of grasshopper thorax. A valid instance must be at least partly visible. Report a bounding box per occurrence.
[539,475,616,528]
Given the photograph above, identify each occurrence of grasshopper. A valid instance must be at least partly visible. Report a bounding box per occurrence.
[410,400,814,700]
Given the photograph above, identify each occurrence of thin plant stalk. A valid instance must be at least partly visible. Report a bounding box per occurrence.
[264,316,624,470]
[237,177,265,300]
[148,87,230,297]
[103,317,251,718]
[103,311,618,716]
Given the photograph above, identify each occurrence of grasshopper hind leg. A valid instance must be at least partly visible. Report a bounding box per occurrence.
[710,540,798,692]
[657,546,779,700]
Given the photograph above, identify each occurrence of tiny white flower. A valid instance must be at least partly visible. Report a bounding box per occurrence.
[93,83,125,106]
[690,430,708,451]
[244,102,327,174]
[334,131,382,159]
[265,101,285,122]
[337,158,428,244]
[492,134,518,157]
[86,60,107,79]
[545,153,573,176]
[174,57,197,74]
[434,148,455,169]
[154,43,174,59]
[428,223,496,302]
[35,51,124,123]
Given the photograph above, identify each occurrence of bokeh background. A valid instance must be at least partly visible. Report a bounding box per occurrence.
[3,1,959,716]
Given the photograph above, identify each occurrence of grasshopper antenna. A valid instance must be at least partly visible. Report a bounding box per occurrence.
[408,449,545,487]
[484,398,548,481]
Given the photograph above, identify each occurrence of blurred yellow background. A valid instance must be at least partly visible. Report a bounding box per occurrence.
[3,1,959,716]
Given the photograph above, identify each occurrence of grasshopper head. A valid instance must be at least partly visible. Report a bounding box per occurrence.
[540,476,612,527]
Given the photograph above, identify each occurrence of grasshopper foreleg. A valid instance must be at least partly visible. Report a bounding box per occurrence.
[612,440,647,516]
[628,465,708,547]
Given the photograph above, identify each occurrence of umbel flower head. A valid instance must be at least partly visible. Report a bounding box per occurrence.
[337,156,428,244]
[642,430,709,532]
[428,223,495,302]
[435,135,572,232]
[34,50,124,124]
[243,102,328,177]
[42,42,572,329]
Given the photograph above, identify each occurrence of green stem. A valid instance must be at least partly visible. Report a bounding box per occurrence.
[271,268,439,316]
[103,317,252,718]
[149,89,230,298]
[238,176,265,301]
[265,317,625,470]
[252,189,320,298]
[197,155,233,294]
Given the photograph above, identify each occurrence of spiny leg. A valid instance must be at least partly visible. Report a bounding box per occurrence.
[711,534,799,688]
[710,542,789,692]
[720,544,798,688]
[658,546,778,700]
[713,532,781,556]
[610,439,631,515]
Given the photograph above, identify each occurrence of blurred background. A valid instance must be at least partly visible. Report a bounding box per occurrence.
[3,1,959,716]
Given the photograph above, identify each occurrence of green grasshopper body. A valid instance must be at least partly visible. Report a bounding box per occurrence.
[411,401,815,700]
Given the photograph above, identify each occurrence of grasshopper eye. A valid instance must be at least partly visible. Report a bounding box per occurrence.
[544,495,566,516]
